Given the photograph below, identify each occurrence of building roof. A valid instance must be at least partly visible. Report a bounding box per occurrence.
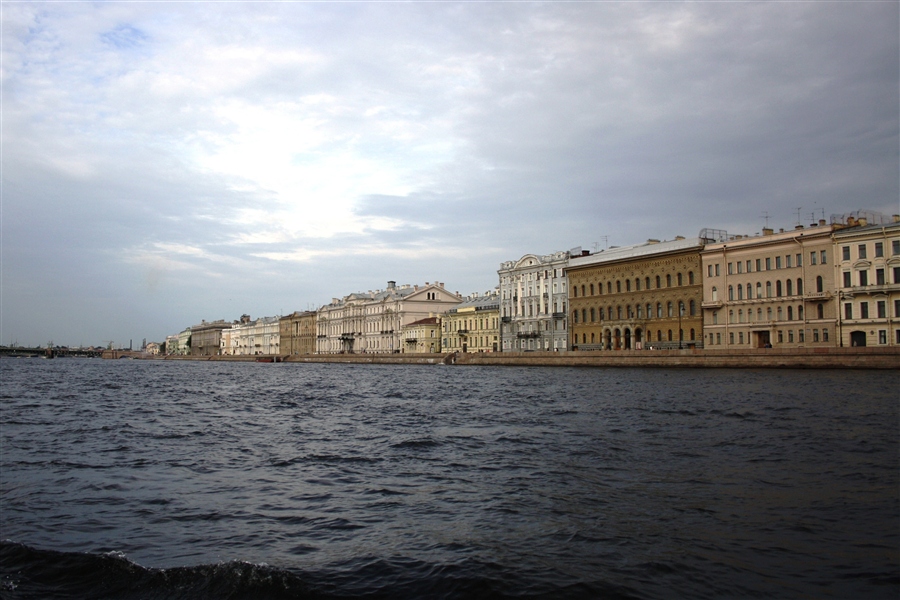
[566,236,707,270]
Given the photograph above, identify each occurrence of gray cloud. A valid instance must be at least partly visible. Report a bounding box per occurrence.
[2,2,897,346]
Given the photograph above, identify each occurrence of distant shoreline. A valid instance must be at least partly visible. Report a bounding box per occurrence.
[98,347,900,369]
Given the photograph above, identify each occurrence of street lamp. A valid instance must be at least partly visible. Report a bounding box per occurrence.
[678,302,685,350]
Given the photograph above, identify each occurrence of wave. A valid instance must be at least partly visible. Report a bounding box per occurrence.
[0,541,638,600]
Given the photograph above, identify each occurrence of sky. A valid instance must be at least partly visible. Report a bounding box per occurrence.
[2,1,898,348]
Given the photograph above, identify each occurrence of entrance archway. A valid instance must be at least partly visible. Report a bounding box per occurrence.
[850,331,867,347]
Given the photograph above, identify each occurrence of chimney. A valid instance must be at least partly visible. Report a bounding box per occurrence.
[582,250,590,256]
[763,227,774,236]
[675,235,685,240]
[795,224,804,230]
[387,281,396,289]
[779,228,784,233]
[858,217,868,226]
[819,219,827,226]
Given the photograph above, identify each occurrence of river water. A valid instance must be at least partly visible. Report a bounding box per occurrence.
[1,359,897,599]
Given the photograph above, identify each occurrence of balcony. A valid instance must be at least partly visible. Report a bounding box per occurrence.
[456,329,469,335]
[804,291,832,300]
[517,331,540,338]
[702,300,723,308]
[501,316,512,323]
[552,312,566,319]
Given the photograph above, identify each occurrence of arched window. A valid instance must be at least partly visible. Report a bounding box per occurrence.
[690,299,696,316]
[747,284,753,299]
[786,279,793,296]
[688,271,695,285]
[737,284,743,300]
[797,305,803,320]
[666,274,672,287]
[590,308,596,322]
[590,283,594,295]
[573,310,578,323]
[656,275,661,289]
[572,286,577,297]
[728,285,734,301]
[657,303,663,318]
[637,305,643,318]
[777,306,783,320]
[766,281,772,298]
[616,281,621,293]
[667,302,674,317]
[712,286,718,301]
[756,282,762,298]
[646,303,653,319]
[787,306,793,320]
[797,278,803,295]
[668,330,673,341]
[767,307,772,320]
[776,280,782,297]
[816,276,823,293]
[738,309,743,323]
[617,306,622,319]
[635,278,641,291]
[657,330,663,342]
[582,309,587,323]
[677,273,683,286]
[690,328,695,340]
[729,310,734,323]
[607,282,612,294]
[626,279,631,292]
[645,277,651,290]
[817,303,824,319]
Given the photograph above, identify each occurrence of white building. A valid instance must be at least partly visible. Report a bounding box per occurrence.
[316,281,462,354]
[498,250,573,352]
[227,316,281,356]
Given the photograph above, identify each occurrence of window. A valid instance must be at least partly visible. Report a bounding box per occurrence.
[786,279,793,296]
[657,303,662,318]
[646,304,652,319]
[656,276,661,288]
[842,246,850,261]
[813,329,819,342]
[707,265,713,277]
[796,254,802,267]
[797,278,803,295]
[896,299,900,317]
[590,284,594,295]
[817,303,824,319]
[755,259,761,272]
[893,240,900,255]
[860,302,869,319]
[845,303,853,319]
[739,332,744,344]
[737,284,743,300]
[607,282,612,294]
[690,300,696,316]
[859,271,868,286]
[785,255,791,268]
[689,272,694,285]
[738,309,743,323]
[572,286,577,298]
[879,330,887,345]
[843,272,851,287]
[716,333,721,345]
[677,273,683,286]
[666,274,672,287]
[756,282,762,298]
[877,301,886,319]
[820,250,826,264]
[766,258,771,270]
[823,329,829,342]
[776,256,782,269]
[645,277,651,290]
[728,263,734,275]
[776,280,782,297]
[895,267,900,284]
[766,281,772,297]
[625,280,631,292]
[787,306,793,320]
[777,331,783,344]
[777,307,783,321]
[747,260,752,272]
[728,285,734,301]
[816,276,823,293]
[715,264,720,277]
[858,244,867,259]
[667,302,673,317]
[875,242,884,257]
[788,330,794,343]
[634,279,640,291]
[712,311,718,325]
[636,305,642,319]
[747,284,753,299]
[729,332,735,345]
[876,269,885,285]
[798,305,803,320]
[737,262,743,274]
[616,281,621,293]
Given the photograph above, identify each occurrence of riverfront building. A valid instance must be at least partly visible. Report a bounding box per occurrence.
[498,251,572,352]
[190,320,231,356]
[833,214,900,347]
[443,290,500,353]
[566,236,710,350]
[280,311,317,355]
[401,316,442,353]
[700,221,840,349]
[226,315,280,356]
[316,281,462,354]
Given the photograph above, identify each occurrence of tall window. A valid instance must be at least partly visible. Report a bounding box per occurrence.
[656,276,661,289]
[737,284,743,300]
[860,302,869,319]
[666,274,672,287]
[786,279,793,296]
[787,306,793,320]
[844,303,852,319]
[689,300,696,316]
[817,303,824,319]
[858,244,867,259]
[677,273,683,286]
[667,302,673,317]
[689,272,695,285]
[776,280,782,297]
[626,280,631,292]
[842,246,850,261]
[875,242,884,257]
[766,281,772,297]
[859,271,868,286]
[728,285,734,301]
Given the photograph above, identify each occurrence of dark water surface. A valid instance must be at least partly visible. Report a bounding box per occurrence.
[1,359,897,599]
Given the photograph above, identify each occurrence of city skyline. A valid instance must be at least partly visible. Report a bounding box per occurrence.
[2,2,898,347]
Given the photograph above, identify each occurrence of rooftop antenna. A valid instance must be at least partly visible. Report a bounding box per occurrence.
[593,236,609,251]
[761,211,770,228]
[795,207,803,226]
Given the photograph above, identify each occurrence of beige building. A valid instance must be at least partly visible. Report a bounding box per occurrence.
[280,311,317,355]
[443,290,500,353]
[834,214,900,347]
[401,316,442,353]
[566,236,709,350]
[701,221,841,349]
[316,281,462,353]
[190,320,230,356]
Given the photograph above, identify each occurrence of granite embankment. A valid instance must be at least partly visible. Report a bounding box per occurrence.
[103,347,900,368]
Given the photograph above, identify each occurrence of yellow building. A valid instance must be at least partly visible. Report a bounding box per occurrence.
[566,236,708,350]
[280,311,317,355]
[401,316,442,353]
[443,291,500,353]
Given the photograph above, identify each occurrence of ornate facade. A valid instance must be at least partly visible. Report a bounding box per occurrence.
[190,320,230,356]
[567,236,709,350]
[316,281,462,354]
[443,290,500,353]
[833,215,900,347]
[498,251,571,352]
[280,311,317,355]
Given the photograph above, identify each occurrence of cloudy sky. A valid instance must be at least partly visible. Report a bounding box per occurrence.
[2,1,898,347]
